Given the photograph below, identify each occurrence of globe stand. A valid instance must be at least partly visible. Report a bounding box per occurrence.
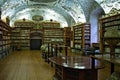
[104,37,120,58]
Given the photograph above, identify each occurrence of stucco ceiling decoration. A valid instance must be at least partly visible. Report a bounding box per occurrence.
[0,0,119,27]
[11,7,69,27]
[95,0,120,13]
[103,8,120,17]
[32,15,43,21]
[58,0,86,23]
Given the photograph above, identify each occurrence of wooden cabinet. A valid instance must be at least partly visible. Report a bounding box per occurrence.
[0,20,11,58]
[99,13,120,55]
[73,23,91,49]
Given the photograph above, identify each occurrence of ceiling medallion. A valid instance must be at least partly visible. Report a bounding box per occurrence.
[32,15,43,21]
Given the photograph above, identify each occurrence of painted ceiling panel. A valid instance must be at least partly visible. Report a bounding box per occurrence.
[0,0,119,27]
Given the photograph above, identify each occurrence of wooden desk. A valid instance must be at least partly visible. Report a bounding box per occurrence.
[49,56,104,80]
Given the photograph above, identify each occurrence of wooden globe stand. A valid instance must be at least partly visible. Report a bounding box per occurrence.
[104,37,120,58]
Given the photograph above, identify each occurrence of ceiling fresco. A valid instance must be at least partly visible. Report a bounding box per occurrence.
[0,0,119,27]
[95,0,120,13]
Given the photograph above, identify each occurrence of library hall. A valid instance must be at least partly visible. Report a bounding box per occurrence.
[0,0,120,80]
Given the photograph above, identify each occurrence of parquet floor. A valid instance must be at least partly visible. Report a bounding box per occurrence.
[0,50,119,80]
[0,50,54,80]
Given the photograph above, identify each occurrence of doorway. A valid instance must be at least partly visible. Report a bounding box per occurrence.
[30,32,42,50]
[30,39,42,50]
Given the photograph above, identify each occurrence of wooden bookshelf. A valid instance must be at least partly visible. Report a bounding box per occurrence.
[99,13,120,55]
[11,27,32,50]
[64,27,71,46]
[11,27,21,50]
[73,23,91,49]
[14,20,35,28]
[42,22,60,28]
[20,28,31,50]
[0,20,11,58]
[13,20,35,50]
[43,28,64,44]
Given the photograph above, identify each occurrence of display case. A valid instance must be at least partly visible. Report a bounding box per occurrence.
[99,13,120,56]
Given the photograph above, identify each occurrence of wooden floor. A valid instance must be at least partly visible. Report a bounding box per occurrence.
[0,50,54,80]
[0,50,119,80]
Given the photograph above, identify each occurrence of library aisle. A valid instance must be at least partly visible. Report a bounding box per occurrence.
[0,50,54,80]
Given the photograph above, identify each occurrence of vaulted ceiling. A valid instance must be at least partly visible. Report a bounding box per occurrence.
[0,0,119,27]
